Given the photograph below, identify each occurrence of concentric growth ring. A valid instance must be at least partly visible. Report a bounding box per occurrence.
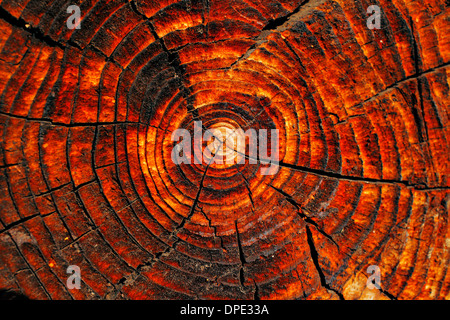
[0,0,449,300]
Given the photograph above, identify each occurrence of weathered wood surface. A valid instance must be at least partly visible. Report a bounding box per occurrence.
[0,0,449,300]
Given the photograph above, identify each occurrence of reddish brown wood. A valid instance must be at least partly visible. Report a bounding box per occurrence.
[0,0,449,300]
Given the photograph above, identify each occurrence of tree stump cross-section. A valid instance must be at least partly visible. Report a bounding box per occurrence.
[0,0,449,300]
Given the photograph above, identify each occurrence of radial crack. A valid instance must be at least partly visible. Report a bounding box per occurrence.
[408,17,429,143]
[147,20,188,97]
[253,279,260,300]
[262,0,308,31]
[228,0,328,69]
[154,133,224,262]
[223,136,439,189]
[238,170,255,210]
[0,7,71,50]
[305,225,345,300]
[104,258,153,300]
[235,220,247,291]
[379,288,397,300]
[269,185,339,250]
[199,207,224,249]
[0,214,41,236]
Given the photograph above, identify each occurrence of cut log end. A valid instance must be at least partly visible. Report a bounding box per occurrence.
[0,0,449,300]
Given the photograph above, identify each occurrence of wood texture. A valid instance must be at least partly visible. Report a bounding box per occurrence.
[0,0,449,300]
